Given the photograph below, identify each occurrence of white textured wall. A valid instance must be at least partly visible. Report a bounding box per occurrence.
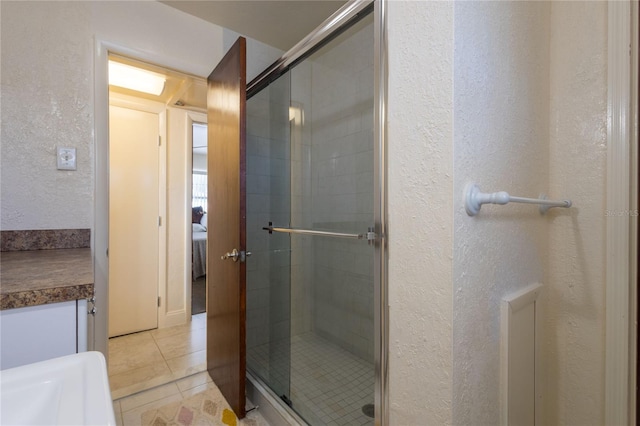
[1,1,281,335]
[1,2,93,230]
[2,0,611,422]
[545,3,607,424]
[0,0,284,355]
[452,2,550,424]
[0,0,281,231]
[387,1,608,425]
[387,1,454,424]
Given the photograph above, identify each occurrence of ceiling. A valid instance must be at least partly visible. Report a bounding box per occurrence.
[192,123,207,156]
[160,0,347,51]
[110,1,349,155]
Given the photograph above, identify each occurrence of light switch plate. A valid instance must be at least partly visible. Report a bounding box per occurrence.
[57,147,77,170]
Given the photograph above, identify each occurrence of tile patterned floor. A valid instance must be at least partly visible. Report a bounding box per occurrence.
[248,333,375,426]
[111,315,374,425]
[109,313,207,400]
[113,372,269,426]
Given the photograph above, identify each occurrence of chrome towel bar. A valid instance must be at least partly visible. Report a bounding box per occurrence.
[262,224,377,241]
[464,183,572,216]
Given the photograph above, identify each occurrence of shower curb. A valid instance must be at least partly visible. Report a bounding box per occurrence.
[246,371,307,426]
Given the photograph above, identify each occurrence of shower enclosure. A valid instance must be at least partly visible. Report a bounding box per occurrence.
[245,3,381,424]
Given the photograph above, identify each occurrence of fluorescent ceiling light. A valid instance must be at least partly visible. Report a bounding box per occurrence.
[108,61,165,96]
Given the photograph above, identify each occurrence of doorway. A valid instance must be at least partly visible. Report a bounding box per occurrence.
[191,122,208,316]
[108,99,162,338]
[105,54,210,398]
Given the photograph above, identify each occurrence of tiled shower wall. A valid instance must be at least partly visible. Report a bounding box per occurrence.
[246,76,292,395]
[305,17,375,362]
[247,15,375,380]
[290,60,314,338]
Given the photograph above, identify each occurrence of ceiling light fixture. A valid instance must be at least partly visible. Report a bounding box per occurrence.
[108,61,166,96]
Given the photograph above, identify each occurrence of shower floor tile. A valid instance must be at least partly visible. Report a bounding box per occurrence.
[248,332,374,425]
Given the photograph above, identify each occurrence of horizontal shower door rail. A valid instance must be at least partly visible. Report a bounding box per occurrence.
[262,225,377,241]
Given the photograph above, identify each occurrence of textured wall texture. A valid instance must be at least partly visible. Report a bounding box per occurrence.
[387,1,609,424]
[452,2,550,424]
[1,1,281,332]
[387,1,454,424]
[545,3,607,424]
[2,0,612,422]
[1,2,94,230]
[0,1,281,232]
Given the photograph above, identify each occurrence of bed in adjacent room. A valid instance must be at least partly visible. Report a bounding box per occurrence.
[192,208,207,280]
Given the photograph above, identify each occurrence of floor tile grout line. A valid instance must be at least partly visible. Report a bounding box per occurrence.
[108,319,207,400]
[116,372,213,415]
[154,328,205,362]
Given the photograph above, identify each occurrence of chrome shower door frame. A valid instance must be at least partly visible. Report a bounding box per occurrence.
[373,0,389,424]
[246,1,389,424]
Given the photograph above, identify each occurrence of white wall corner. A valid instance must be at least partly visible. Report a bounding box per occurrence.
[387,0,454,424]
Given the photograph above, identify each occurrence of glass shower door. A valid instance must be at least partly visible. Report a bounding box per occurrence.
[245,73,292,402]
[287,14,375,425]
[246,10,375,425]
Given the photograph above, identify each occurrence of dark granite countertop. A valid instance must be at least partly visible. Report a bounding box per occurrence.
[0,248,94,310]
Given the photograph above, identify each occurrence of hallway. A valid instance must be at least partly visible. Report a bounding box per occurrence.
[109,313,206,400]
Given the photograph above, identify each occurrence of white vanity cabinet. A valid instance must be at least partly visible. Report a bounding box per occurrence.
[0,299,88,370]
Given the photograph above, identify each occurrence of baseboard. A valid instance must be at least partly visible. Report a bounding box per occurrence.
[159,309,187,329]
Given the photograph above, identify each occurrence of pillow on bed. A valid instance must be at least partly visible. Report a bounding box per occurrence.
[200,213,207,228]
[192,207,204,224]
[192,223,206,232]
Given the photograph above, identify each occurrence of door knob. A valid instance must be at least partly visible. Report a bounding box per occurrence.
[221,248,239,262]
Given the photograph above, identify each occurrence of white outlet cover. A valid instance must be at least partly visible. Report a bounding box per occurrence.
[57,147,76,170]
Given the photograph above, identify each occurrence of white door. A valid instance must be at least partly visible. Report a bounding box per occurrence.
[109,104,159,337]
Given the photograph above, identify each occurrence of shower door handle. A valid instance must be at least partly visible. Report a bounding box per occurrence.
[221,248,240,262]
[239,250,251,263]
